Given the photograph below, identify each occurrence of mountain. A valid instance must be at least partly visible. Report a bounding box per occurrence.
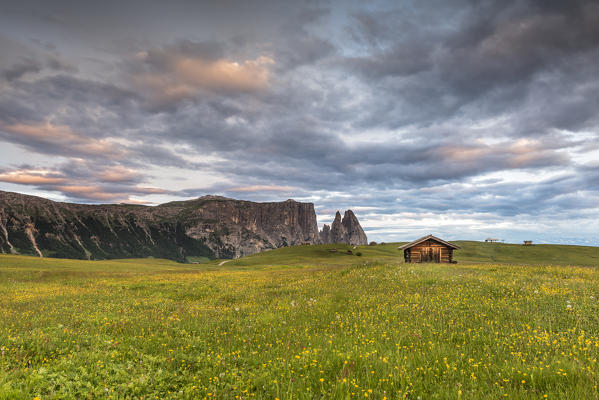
[0,191,327,261]
[319,210,368,246]
[0,191,369,261]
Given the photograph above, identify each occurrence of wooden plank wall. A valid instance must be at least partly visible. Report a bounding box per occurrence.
[406,239,453,263]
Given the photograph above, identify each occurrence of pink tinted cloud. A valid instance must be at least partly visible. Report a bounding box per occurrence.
[1,122,127,159]
[0,166,169,203]
[0,170,67,185]
[439,139,567,169]
[132,49,274,104]
[97,166,142,182]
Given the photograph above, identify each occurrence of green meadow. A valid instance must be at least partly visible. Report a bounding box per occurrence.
[1,242,599,399]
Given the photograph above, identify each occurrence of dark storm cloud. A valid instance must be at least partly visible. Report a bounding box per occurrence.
[348,0,599,84]
[342,0,599,129]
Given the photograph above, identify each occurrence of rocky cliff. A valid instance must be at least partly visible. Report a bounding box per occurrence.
[0,191,322,261]
[319,210,368,245]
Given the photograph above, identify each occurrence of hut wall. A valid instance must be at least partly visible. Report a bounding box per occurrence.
[405,239,453,263]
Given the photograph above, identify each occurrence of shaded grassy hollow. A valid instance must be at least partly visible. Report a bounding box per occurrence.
[1,243,599,399]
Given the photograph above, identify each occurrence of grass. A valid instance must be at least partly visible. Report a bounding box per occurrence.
[454,241,599,266]
[1,243,599,399]
[218,241,599,269]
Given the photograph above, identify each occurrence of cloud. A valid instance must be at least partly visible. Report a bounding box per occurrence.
[0,163,169,203]
[228,185,297,193]
[0,169,67,185]
[0,121,127,159]
[2,57,42,81]
[340,0,599,129]
[96,166,141,183]
[52,185,126,201]
[1,54,78,82]
[129,42,274,105]
[52,184,168,202]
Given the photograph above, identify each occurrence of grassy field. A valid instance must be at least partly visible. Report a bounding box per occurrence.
[1,243,599,399]
[216,241,599,268]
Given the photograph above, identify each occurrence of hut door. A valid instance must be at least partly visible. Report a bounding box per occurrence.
[432,247,441,262]
[421,247,432,262]
[421,247,441,262]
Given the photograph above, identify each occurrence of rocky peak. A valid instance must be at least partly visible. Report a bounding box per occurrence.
[342,210,368,246]
[320,224,331,243]
[333,211,342,222]
[329,211,344,242]
[319,209,367,245]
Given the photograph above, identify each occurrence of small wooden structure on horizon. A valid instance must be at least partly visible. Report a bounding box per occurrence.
[398,234,460,263]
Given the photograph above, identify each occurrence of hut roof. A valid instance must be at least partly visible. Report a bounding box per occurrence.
[398,234,461,250]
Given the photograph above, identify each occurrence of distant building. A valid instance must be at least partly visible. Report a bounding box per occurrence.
[485,238,500,242]
[523,240,533,246]
[398,234,460,263]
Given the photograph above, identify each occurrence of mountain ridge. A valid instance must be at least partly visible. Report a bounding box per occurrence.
[0,190,367,261]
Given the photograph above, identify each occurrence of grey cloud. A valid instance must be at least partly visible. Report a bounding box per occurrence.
[272,7,335,70]
[343,43,433,79]
[275,36,335,71]
[2,57,42,81]
[46,56,78,73]
[2,53,78,82]
[139,40,225,71]
[341,0,599,130]
[6,74,139,115]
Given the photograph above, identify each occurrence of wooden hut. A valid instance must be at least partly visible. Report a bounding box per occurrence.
[398,234,460,263]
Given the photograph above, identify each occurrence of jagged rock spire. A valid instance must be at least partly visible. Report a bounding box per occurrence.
[342,210,368,246]
[319,209,367,245]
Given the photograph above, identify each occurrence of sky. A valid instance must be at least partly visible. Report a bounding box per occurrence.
[1,0,598,245]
